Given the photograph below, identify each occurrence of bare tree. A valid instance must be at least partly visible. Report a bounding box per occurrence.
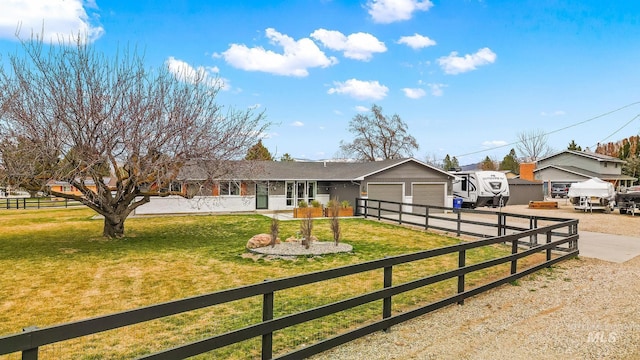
[340,104,418,161]
[516,129,553,162]
[0,35,268,237]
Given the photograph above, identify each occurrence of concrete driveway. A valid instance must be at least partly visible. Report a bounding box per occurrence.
[578,230,640,263]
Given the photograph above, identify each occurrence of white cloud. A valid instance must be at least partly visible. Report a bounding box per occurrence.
[541,110,566,117]
[482,140,508,147]
[0,0,104,43]
[402,88,426,99]
[311,29,386,61]
[222,28,338,77]
[366,0,434,24]
[291,121,304,127]
[166,57,229,90]
[428,83,446,96]
[437,47,497,75]
[328,79,388,100]
[397,33,436,49]
[355,105,369,112]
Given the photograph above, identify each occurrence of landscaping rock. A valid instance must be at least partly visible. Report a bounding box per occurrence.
[284,235,319,243]
[246,234,280,249]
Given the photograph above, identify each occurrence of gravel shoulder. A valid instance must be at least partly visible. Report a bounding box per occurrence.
[312,201,640,360]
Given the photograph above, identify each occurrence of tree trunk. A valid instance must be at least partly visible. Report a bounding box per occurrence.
[103,216,125,238]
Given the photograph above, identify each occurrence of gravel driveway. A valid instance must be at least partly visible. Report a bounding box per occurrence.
[312,203,640,360]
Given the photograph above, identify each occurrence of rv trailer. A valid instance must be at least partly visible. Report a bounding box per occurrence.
[451,171,510,208]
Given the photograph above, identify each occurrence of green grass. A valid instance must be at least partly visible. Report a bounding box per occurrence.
[0,207,542,359]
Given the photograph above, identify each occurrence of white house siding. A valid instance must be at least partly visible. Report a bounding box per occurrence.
[134,196,255,215]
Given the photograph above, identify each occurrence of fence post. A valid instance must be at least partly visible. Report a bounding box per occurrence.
[571,222,579,250]
[23,198,26,209]
[511,237,518,275]
[531,217,538,247]
[262,281,273,360]
[424,206,429,230]
[398,203,402,224]
[22,326,39,360]
[377,201,381,221]
[546,231,552,262]
[456,211,461,237]
[457,250,466,305]
[497,213,502,237]
[383,264,392,332]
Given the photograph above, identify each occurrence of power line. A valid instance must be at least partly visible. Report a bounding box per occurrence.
[451,101,640,159]
[589,114,640,149]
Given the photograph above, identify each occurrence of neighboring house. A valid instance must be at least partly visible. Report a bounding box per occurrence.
[533,150,636,192]
[46,177,118,197]
[134,158,457,215]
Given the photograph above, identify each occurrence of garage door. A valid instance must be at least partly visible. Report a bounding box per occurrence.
[367,184,403,216]
[413,184,445,213]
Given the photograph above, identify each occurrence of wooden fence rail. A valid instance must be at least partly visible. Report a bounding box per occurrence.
[356,198,578,250]
[0,203,579,359]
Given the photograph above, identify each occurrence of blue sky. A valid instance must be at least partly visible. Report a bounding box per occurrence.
[1,0,640,165]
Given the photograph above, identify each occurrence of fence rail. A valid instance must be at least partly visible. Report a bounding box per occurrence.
[0,201,579,359]
[0,197,84,210]
[355,198,579,250]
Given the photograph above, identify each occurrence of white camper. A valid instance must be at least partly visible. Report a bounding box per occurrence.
[451,171,510,208]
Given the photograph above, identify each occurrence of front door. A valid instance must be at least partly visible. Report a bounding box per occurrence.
[256,183,269,210]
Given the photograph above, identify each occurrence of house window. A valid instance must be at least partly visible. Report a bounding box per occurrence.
[604,162,608,168]
[219,181,241,196]
[286,181,317,207]
[286,181,295,206]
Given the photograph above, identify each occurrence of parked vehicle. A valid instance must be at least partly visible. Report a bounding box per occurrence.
[451,171,510,208]
[551,183,571,198]
[615,185,640,214]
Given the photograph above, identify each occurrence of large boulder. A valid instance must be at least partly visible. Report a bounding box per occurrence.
[247,234,280,249]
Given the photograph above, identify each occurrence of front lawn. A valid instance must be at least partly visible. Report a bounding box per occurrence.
[0,208,522,359]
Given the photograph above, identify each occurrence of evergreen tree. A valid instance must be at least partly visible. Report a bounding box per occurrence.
[279,153,294,162]
[452,156,460,169]
[567,140,582,151]
[245,140,273,161]
[480,156,497,170]
[442,154,453,170]
[442,154,460,171]
[499,148,520,174]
